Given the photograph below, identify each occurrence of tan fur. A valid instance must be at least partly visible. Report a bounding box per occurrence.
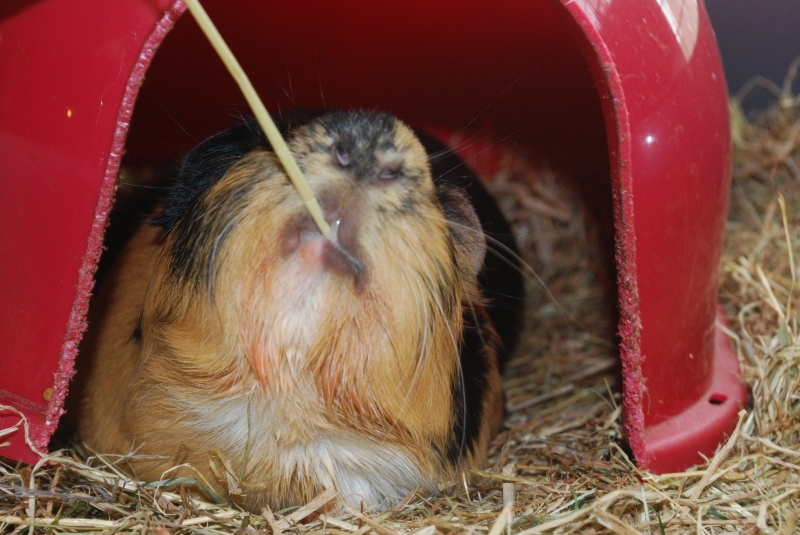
[77,115,503,512]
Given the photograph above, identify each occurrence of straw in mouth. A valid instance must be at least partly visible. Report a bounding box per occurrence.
[182,0,331,238]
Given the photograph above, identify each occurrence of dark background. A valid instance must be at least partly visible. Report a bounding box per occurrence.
[706,0,800,112]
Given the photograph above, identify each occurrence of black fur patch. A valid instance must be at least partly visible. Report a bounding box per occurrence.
[303,111,398,181]
[153,119,269,291]
[154,118,267,233]
[132,311,143,343]
[418,131,524,365]
[446,305,495,464]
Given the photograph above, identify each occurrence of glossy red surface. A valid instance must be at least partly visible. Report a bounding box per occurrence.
[0,0,179,462]
[643,309,748,473]
[0,0,745,472]
[556,0,746,468]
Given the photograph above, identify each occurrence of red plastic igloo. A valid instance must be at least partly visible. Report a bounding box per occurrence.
[0,0,746,473]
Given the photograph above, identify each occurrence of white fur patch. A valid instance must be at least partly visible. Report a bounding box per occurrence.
[286,433,429,508]
[189,389,432,509]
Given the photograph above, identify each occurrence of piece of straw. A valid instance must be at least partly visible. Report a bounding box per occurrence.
[182,0,331,237]
[778,194,796,317]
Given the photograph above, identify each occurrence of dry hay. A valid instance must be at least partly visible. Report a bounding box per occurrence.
[2,75,800,535]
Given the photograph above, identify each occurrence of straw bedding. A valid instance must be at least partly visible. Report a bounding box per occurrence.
[2,72,799,534]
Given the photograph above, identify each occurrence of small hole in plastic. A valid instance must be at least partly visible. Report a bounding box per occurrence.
[708,393,727,405]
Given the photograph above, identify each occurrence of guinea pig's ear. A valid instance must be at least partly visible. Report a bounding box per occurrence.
[437,183,487,280]
[154,118,267,233]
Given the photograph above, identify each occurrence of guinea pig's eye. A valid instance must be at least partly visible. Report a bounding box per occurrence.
[334,146,351,167]
[378,166,401,180]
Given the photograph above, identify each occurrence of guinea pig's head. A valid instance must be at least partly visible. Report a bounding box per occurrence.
[147,111,486,427]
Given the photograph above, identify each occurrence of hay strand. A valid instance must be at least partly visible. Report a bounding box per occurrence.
[182,0,330,237]
[3,66,800,533]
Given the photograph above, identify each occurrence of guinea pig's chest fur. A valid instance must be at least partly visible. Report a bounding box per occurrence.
[182,384,434,509]
[77,111,506,512]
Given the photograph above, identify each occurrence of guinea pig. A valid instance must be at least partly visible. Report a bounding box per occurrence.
[75,110,523,512]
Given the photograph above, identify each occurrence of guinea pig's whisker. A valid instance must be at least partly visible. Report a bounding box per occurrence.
[418,216,592,330]
[377,262,431,445]
[401,266,430,392]
[410,247,459,356]
[118,180,172,190]
[400,256,435,389]
[454,72,528,137]
[421,213,540,290]
[466,300,487,350]
[481,235,612,343]
[420,212,611,344]
[400,244,457,388]
[403,244,465,447]
[428,133,497,165]
[482,288,605,304]
[429,128,526,179]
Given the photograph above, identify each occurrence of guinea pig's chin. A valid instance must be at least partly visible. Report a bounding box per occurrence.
[267,237,362,311]
[256,253,361,357]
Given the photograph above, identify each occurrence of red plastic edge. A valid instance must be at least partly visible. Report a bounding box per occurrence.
[551,0,648,465]
[641,309,748,473]
[1,2,187,464]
